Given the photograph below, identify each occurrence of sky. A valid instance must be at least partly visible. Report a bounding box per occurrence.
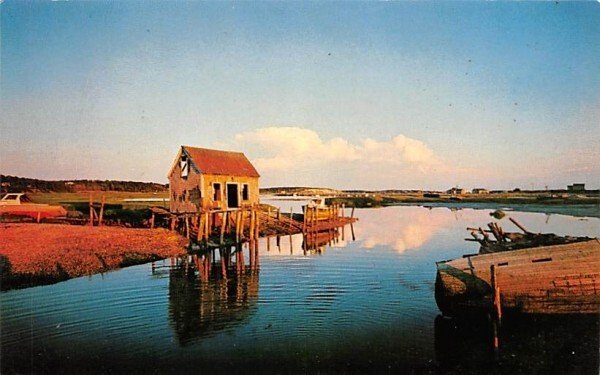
[1,1,599,190]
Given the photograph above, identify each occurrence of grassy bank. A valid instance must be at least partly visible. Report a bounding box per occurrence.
[0,224,188,290]
[29,191,169,209]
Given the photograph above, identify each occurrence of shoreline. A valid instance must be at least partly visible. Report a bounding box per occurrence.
[391,202,600,218]
[328,196,599,218]
[0,224,188,291]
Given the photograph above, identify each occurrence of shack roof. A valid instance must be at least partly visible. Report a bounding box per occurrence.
[176,146,260,178]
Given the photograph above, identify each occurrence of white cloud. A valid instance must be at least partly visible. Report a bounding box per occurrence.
[232,127,441,184]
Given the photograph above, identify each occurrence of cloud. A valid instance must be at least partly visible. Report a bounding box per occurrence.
[356,206,455,253]
[231,127,442,184]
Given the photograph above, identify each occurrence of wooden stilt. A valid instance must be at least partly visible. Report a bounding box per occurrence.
[98,195,106,226]
[185,216,190,239]
[491,265,502,322]
[89,193,94,227]
[255,209,260,240]
[220,212,227,244]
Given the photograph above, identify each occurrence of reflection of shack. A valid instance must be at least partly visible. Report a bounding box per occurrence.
[168,261,259,345]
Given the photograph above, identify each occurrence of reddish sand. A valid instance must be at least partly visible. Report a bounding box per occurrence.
[0,223,188,289]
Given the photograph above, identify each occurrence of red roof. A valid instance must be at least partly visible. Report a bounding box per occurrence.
[182,146,260,178]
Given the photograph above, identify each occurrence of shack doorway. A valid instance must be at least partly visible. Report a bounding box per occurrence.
[227,184,239,208]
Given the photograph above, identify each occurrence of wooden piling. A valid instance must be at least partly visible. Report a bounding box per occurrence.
[219,212,227,244]
[89,193,94,227]
[249,208,255,241]
[255,209,260,240]
[185,216,190,239]
[98,195,106,226]
[490,264,502,322]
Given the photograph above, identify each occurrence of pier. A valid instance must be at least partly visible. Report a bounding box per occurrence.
[152,203,357,250]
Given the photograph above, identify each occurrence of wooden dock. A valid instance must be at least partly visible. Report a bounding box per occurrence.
[151,203,357,250]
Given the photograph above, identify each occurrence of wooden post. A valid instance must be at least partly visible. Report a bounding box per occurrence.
[89,193,94,227]
[220,247,227,279]
[255,209,260,240]
[196,213,204,242]
[240,209,246,240]
[204,212,209,241]
[302,205,307,234]
[341,204,345,219]
[36,211,41,224]
[98,195,106,226]
[249,207,255,242]
[150,213,155,229]
[350,206,355,220]
[267,236,271,252]
[185,216,190,239]
[289,207,293,233]
[234,210,240,243]
[490,265,502,322]
[220,212,227,244]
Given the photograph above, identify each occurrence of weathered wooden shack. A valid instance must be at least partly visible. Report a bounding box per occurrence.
[168,146,260,213]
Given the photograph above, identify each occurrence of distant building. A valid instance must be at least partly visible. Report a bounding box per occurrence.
[168,146,260,213]
[567,183,585,192]
[471,188,489,194]
[447,187,465,195]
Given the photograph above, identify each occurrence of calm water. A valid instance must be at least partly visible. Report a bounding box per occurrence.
[2,203,599,373]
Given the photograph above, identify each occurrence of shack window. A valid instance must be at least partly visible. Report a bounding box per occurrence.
[213,183,221,201]
[180,155,189,179]
[242,184,249,201]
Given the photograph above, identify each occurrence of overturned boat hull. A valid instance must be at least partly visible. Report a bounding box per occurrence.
[435,239,600,316]
[0,204,67,219]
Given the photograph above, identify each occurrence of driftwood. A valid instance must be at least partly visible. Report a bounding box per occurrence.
[466,218,592,254]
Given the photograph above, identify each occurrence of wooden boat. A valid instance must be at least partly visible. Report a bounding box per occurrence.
[0,193,67,219]
[435,219,600,316]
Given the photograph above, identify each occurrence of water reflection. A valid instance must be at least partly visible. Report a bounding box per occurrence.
[1,205,598,374]
[355,206,456,253]
[435,314,599,374]
[258,224,354,256]
[167,249,260,345]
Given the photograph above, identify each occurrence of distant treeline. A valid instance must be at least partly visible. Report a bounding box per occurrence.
[0,175,167,193]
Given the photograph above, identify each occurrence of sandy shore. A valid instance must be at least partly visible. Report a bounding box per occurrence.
[0,224,188,290]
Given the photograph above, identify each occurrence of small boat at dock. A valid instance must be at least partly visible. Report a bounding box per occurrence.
[303,197,335,221]
[435,218,600,316]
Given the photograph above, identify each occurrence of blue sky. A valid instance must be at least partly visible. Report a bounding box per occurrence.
[1,1,598,190]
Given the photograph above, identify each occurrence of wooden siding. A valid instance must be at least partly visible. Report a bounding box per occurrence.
[169,157,259,213]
